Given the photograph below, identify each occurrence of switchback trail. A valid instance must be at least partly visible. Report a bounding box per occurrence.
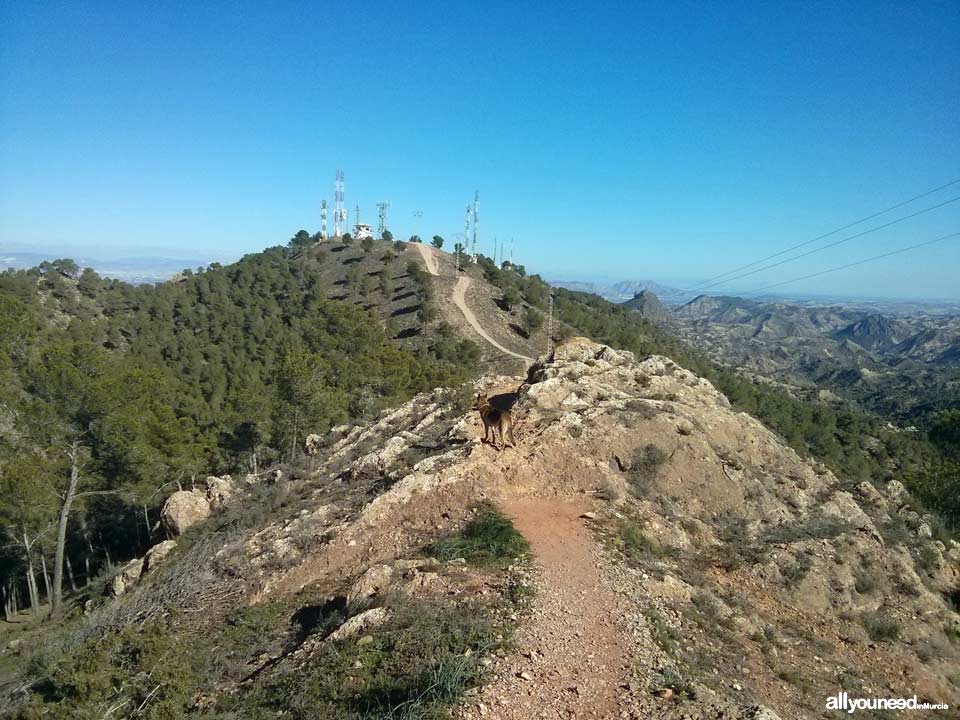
[462,496,629,719]
[415,243,534,363]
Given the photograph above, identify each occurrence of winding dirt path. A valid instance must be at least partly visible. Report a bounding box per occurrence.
[452,276,534,362]
[415,243,533,363]
[463,497,628,719]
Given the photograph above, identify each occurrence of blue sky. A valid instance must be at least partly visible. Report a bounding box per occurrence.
[1,1,958,299]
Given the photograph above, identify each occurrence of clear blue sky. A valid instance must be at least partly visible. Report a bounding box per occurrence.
[1,1,958,299]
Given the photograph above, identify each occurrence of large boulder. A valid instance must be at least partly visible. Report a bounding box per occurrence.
[304,433,324,456]
[161,490,211,537]
[205,475,236,512]
[106,557,144,597]
[143,539,177,574]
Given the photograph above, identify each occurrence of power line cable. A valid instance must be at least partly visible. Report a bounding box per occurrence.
[743,231,960,294]
[686,194,960,294]
[687,178,960,291]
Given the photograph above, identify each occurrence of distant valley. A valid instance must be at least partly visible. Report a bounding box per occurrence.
[624,290,960,423]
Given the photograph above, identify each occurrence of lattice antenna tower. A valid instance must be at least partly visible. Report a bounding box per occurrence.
[334,170,346,237]
[464,204,471,256]
[320,199,328,241]
[376,201,391,237]
[355,204,360,233]
[546,292,555,357]
[472,190,479,262]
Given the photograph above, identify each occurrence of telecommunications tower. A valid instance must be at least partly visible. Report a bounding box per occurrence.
[472,190,479,262]
[376,201,391,238]
[320,199,328,241]
[334,170,346,237]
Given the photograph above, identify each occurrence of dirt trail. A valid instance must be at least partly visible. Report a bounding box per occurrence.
[415,242,534,363]
[453,276,534,362]
[415,242,440,276]
[463,497,628,720]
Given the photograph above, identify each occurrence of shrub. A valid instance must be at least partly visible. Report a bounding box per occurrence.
[627,444,668,495]
[432,504,529,566]
[225,595,499,719]
[854,567,881,595]
[861,612,900,641]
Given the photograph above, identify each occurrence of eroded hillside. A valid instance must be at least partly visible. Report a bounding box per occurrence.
[8,338,959,719]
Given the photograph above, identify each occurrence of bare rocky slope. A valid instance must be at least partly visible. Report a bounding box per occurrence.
[48,336,959,719]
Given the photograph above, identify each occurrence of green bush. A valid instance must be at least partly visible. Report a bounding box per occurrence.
[432,505,528,566]
[861,612,900,641]
[227,596,499,720]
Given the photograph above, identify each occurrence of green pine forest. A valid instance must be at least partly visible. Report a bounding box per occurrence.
[1,233,958,628]
[0,234,479,621]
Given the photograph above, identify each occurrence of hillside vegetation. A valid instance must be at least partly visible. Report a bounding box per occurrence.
[0,235,479,621]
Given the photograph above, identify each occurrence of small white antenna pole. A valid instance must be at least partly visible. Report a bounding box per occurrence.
[547,292,555,357]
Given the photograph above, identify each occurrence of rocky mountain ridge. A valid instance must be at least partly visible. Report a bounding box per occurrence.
[21,336,957,719]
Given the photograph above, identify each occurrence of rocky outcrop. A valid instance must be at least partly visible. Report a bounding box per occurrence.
[622,289,669,323]
[304,433,323,456]
[160,490,211,537]
[143,539,177,573]
[205,475,236,512]
[326,607,390,642]
[106,558,144,597]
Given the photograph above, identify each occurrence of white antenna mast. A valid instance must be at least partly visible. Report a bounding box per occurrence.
[472,190,479,262]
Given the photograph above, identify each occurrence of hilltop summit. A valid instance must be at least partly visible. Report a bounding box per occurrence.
[623,288,670,323]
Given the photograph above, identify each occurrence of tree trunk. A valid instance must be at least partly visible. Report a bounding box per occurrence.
[77,513,94,585]
[39,550,52,605]
[51,441,82,617]
[22,529,40,617]
[65,555,78,592]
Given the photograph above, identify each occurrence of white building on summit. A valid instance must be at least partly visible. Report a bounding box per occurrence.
[354,223,373,240]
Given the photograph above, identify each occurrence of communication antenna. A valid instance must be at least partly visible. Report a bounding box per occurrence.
[355,204,360,234]
[320,199,328,241]
[334,170,346,237]
[464,203,471,256]
[510,237,515,265]
[472,190,479,262]
[376,201,391,237]
[546,292,555,357]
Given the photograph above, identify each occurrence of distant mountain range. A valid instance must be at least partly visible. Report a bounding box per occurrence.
[549,278,694,304]
[637,291,960,421]
[0,251,231,284]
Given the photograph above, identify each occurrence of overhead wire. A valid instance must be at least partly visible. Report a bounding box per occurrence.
[687,177,960,291]
[743,231,960,295]
[685,194,960,294]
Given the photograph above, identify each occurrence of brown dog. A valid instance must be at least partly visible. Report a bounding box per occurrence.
[476,392,516,450]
